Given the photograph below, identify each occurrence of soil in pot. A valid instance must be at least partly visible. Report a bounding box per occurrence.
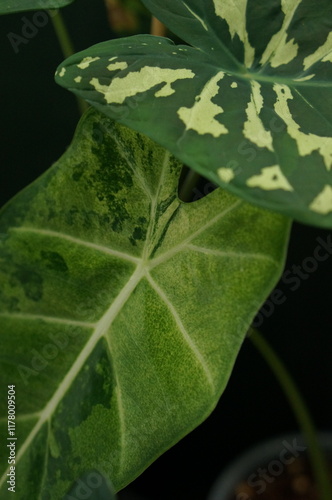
[232,454,332,500]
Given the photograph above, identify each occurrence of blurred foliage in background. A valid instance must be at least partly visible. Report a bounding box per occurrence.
[103,0,150,35]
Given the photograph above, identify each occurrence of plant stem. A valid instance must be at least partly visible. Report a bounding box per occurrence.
[249,328,332,500]
[178,169,202,202]
[49,9,88,115]
[48,9,74,59]
[150,16,167,37]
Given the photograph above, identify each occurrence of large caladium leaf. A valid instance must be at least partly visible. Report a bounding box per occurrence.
[56,0,332,228]
[0,108,289,498]
[0,0,74,14]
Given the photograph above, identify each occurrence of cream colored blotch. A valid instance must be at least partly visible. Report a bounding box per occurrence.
[309,185,332,214]
[89,66,195,104]
[213,0,255,67]
[217,168,235,183]
[246,165,293,191]
[243,81,273,151]
[274,84,332,170]
[303,32,332,71]
[260,0,301,68]
[77,57,101,69]
[107,61,128,72]
[177,72,229,137]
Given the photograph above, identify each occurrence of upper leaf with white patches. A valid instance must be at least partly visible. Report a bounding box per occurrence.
[56,2,332,227]
[0,0,74,13]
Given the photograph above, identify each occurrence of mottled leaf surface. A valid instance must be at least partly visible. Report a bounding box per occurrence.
[0,0,74,14]
[56,0,332,228]
[0,109,289,498]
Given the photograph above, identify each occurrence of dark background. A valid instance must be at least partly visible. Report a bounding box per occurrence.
[1,1,331,498]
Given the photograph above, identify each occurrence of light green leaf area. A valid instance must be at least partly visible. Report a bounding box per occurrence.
[56,0,332,228]
[0,109,289,498]
[0,0,74,14]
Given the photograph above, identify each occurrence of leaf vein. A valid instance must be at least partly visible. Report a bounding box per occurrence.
[186,244,280,267]
[12,227,140,263]
[149,199,242,269]
[0,264,145,488]
[0,313,96,329]
[146,273,215,391]
[110,130,154,200]
[103,335,126,473]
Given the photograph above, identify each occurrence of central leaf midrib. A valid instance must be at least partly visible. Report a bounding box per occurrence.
[223,68,332,87]
[0,263,145,488]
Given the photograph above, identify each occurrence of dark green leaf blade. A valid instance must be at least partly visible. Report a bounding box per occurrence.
[142,0,332,77]
[0,108,289,498]
[0,0,74,14]
[143,0,245,71]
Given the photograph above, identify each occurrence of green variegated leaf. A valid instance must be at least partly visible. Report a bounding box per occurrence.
[0,0,74,14]
[56,0,332,228]
[0,108,289,497]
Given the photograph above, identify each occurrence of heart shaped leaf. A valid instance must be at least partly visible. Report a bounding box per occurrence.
[0,109,289,497]
[56,0,332,228]
[0,0,74,14]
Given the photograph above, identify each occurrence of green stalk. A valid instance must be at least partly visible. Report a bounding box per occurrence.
[178,169,202,202]
[249,328,332,500]
[49,9,88,115]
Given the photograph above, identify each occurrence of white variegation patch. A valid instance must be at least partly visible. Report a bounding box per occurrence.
[107,61,128,72]
[260,0,301,68]
[177,72,228,138]
[243,81,273,151]
[213,0,255,67]
[274,84,332,170]
[309,185,332,214]
[217,168,235,183]
[74,76,82,83]
[77,57,101,70]
[58,67,66,77]
[294,75,315,82]
[303,32,332,71]
[231,82,238,88]
[246,165,293,191]
[89,66,195,104]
